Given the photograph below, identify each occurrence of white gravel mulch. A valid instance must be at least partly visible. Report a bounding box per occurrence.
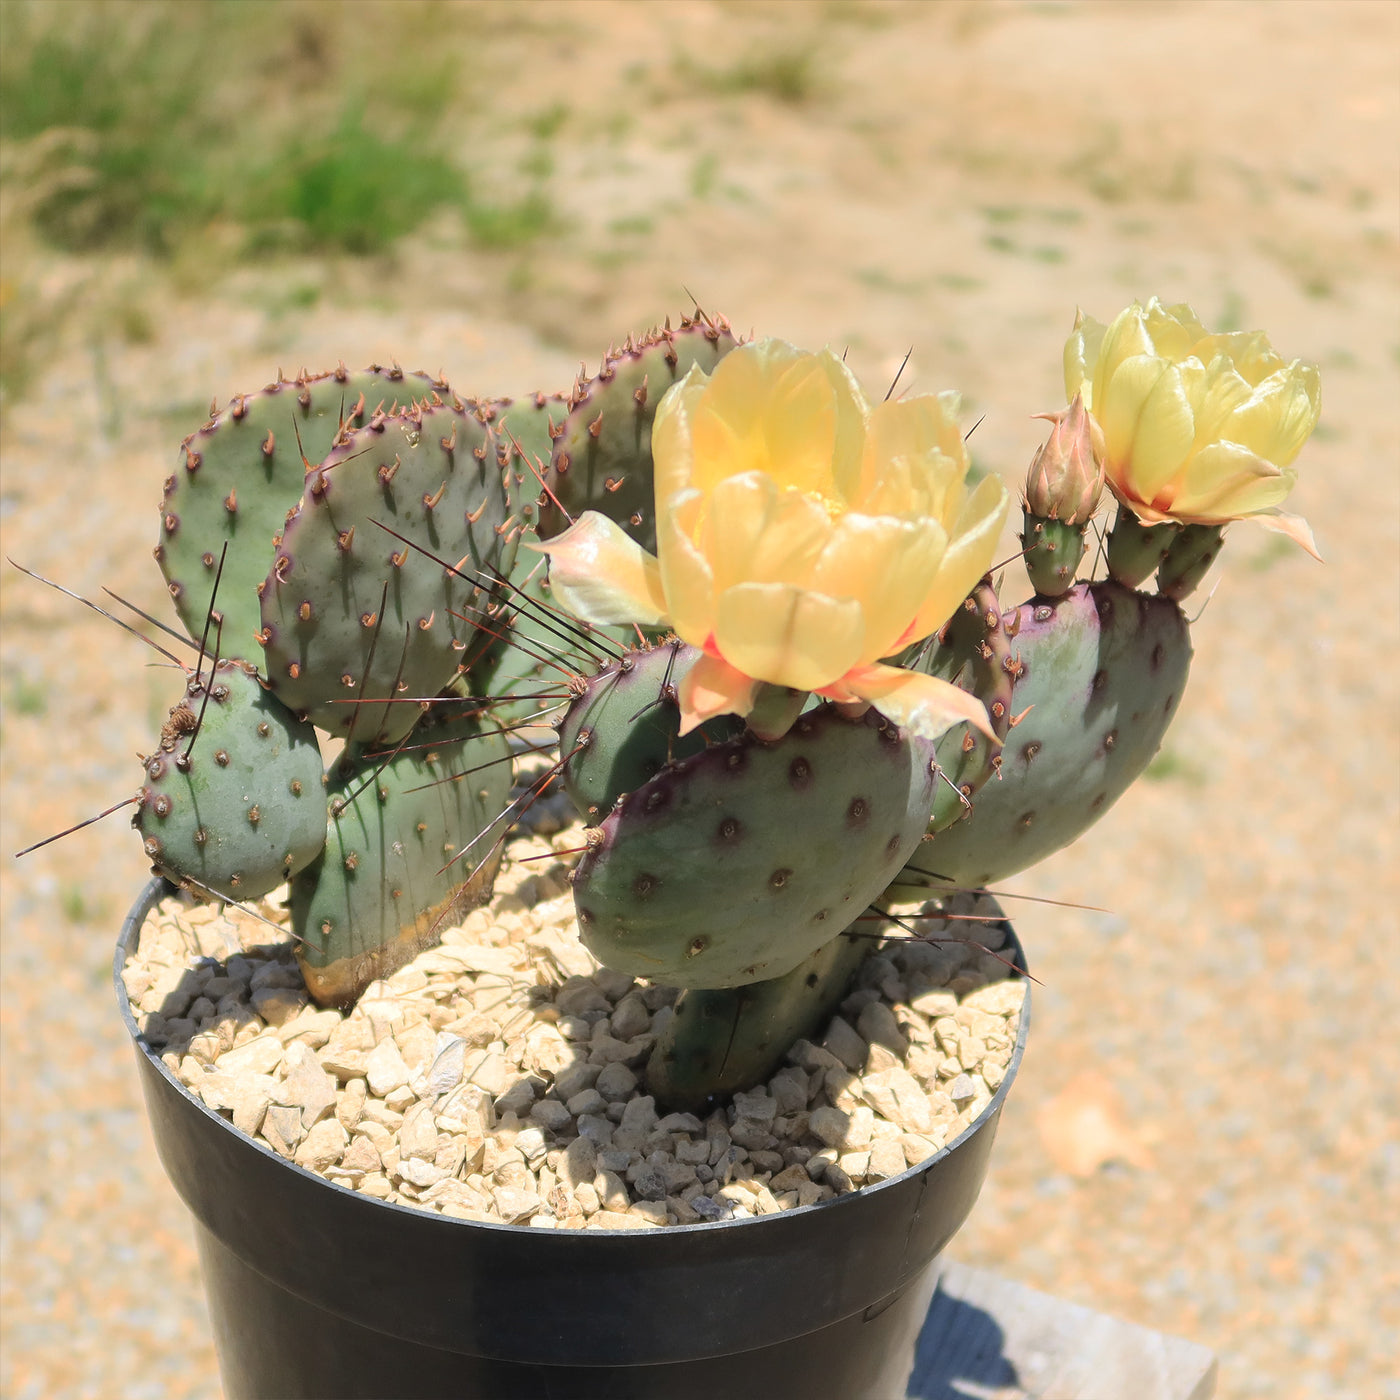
[125,822,1025,1231]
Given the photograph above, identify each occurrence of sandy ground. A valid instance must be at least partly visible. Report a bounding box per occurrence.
[1,2,1396,1397]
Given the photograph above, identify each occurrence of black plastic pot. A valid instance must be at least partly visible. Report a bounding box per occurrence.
[118,878,1030,1400]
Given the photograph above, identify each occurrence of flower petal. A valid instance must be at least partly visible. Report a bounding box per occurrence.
[657,489,716,644]
[808,513,941,661]
[689,340,838,498]
[763,354,842,497]
[1103,356,1195,501]
[860,391,967,508]
[703,472,833,591]
[676,653,759,735]
[827,663,998,743]
[1252,507,1322,561]
[1092,303,1154,413]
[1192,329,1283,386]
[815,349,871,505]
[531,512,669,627]
[651,364,708,505]
[1143,299,1207,361]
[1224,360,1321,467]
[1187,355,1255,452]
[1173,441,1290,519]
[1064,308,1107,407]
[904,472,1009,643]
[715,583,865,691]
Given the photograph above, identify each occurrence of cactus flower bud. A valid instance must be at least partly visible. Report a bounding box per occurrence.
[1064,298,1321,557]
[1024,393,1103,527]
[535,338,1010,742]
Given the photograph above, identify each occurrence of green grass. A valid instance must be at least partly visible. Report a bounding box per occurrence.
[1215,289,1246,334]
[691,153,720,199]
[0,1,558,260]
[248,106,469,256]
[464,191,558,252]
[676,45,825,105]
[3,673,47,717]
[1144,749,1205,785]
[60,884,93,924]
[1244,534,1298,574]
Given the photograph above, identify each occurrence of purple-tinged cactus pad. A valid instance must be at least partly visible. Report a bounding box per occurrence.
[571,703,939,989]
[893,580,1192,893]
[903,577,1016,835]
[558,638,745,823]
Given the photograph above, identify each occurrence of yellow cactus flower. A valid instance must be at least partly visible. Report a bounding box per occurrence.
[1064,298,1321,556]
[535,338,1010,741]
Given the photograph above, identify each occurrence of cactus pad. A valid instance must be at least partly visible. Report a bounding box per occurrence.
[903,578,1016,836]
[258,399,510,746]
[570,704,939,988]
[557,638,746,823]
[536,313,738,552]
[291,700,513,1007]
[646,931,870,1113]
[1022,510,1089,597]
[156,366,454,659]
[133,660,326,902]
[894,580,1191,892]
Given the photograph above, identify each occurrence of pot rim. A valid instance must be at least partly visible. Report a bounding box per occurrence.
[117,874,1030,1240]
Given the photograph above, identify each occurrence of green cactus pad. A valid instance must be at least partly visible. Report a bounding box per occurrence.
[557,638,746,823]
[646,930,870,1113]
[472,392,567,517]
[462,538,633,730]
[156,366,455,660]
[291,700,513,1008]
[891,580,1191,893]
[258,399,511,747]
[1157,523,1224,601]
[1105,511,1178,589]
[466,391,571,591]
[570,704,939,989]
[536,313,739,553]
[1022,509,1089,597]
[133,660,326,902]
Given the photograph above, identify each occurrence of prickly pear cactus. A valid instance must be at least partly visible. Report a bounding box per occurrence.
[133,660,326,902]
[557,638,745,823]
[903,578,1015,834]
[14,295,1318,1122]
[646,929,870,1113]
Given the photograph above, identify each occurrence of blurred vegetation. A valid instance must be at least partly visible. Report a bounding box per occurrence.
[674,43,826,105]
[0,0,560,396]
[0,0,556,256]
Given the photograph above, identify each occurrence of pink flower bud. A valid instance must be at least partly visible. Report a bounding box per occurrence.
[1024,393,1104,526]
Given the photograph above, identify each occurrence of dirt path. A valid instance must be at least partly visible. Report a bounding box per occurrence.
[2,3,1396,1396]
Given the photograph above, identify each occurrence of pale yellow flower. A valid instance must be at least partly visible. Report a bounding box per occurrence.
[535,338,1010,740]
[1064,298,1321,556]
